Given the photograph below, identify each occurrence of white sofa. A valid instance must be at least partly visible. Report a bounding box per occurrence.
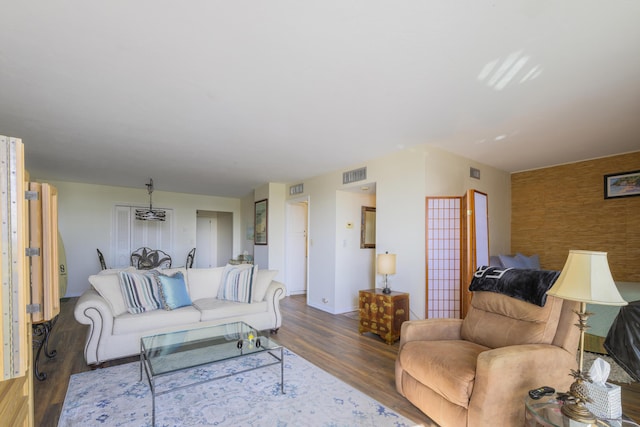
[74,266,286,365]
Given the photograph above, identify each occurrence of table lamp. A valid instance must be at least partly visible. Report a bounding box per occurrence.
[377,252,396,294]
[546,250,627,424]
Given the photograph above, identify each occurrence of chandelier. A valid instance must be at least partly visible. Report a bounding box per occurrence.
[135,179,166,221]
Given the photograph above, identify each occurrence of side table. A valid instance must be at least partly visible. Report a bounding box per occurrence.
[524,396,635,427]
[358,288,409,344]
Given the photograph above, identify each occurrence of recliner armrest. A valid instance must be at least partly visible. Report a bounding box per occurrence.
[468,343,576,427]
[399,318,463,347]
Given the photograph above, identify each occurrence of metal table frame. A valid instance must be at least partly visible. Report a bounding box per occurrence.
[140,326,284,426]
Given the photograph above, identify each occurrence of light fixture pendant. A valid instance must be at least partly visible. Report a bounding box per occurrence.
[135,179,166,221]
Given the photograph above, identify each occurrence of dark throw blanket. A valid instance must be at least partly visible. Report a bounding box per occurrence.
[469,266,560,307]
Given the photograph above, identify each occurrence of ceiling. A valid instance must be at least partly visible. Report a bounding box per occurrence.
[1,1,639,197]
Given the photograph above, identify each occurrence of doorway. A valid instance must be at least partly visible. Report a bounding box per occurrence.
[285,199,309,296]
[196,210,233,268]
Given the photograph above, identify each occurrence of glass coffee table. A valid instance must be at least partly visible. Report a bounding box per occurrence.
[140,322,284,426]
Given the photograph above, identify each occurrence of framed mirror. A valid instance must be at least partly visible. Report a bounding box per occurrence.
[360,206,376,249]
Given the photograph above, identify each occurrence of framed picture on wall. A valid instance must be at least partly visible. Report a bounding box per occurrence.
[254,199,268,245]
[604,170,640,199]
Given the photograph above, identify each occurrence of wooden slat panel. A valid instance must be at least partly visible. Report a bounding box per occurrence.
[0,136,32,425]
[0,375,29,426]
[42,184,59,321]
[29,183,43,324]
[28,183,60,323]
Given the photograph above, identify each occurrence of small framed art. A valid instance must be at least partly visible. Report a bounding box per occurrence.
[604,170,640,199]
[254,199,268,245]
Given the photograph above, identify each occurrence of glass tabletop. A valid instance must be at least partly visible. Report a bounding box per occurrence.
[141,321,280,377]
[524,397,635,427]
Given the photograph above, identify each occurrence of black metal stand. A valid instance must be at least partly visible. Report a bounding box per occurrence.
[32,315,58,381]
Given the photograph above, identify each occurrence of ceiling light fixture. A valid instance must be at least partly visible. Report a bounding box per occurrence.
[135,179,166,221]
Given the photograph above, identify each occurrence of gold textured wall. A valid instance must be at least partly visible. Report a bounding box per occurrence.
[511,151,640,281]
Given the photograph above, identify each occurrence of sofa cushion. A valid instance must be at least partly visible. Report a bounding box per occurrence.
[119,271,162,314]
[186,268,224,300]
[217,264,258,303]
[193,298,267,322]
[399,340,489,408]
[89,273,128,316]
[112,305,201,335]
[253,270,278,302]
[461,292,563,348]
[156,271,192,310]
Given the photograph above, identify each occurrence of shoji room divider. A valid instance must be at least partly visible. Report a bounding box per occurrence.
[425,190,489,319]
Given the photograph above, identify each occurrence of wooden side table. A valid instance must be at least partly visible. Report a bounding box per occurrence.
[358,288,409,344]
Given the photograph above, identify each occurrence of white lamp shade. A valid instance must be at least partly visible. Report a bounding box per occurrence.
[547,250,627,306]
[377,253,396,275]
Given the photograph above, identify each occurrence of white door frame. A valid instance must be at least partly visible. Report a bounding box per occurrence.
[285,196,310,302]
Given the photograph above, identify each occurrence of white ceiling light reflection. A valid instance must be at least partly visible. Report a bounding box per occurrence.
[478,50,543,91]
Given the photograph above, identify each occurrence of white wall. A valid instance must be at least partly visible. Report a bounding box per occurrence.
[424,146,511,256]
[46,143,510,318]
[216,212,233,265]
[294,171,339,312]
[285,143,510,319]
[252,183,286,283]
[48,180,241,297]
[366,147,428,319]
[334,190,376,313]
[240,192,255,255]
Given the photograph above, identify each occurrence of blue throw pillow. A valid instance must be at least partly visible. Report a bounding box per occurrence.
[498,254,528,269]
[516,253,541,270]
[156,271,192,310]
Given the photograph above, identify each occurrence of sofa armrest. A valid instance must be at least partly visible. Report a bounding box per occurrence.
[74,288,116,365]
[399,318,463,347]
[263,280,286,330]
[468,344,577,427]
[263,280,285,301]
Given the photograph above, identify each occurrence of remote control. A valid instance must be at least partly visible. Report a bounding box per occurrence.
[528,386,555,399]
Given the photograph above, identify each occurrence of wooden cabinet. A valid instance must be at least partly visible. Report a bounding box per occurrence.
[358,289,409,344]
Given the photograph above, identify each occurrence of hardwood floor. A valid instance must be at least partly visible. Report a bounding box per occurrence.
[35,295,640,426]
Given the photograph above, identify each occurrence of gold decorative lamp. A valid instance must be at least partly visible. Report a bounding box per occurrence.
[377,252,396,294]
[546,250,627,424]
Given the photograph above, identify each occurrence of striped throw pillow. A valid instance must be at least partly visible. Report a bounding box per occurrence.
[217,264,257,303]
[119,271,162,314]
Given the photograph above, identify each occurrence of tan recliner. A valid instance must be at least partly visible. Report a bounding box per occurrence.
[395,291,580,427]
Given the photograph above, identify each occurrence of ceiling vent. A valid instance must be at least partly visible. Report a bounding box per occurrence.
[289,183,304,195]
[343,167,367,185]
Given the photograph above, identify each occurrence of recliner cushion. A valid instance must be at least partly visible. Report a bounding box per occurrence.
[461,292,563,348]
[399,340,489,408]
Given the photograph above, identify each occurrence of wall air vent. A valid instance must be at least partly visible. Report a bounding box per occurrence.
[343,167,367,185]
[289,183,304,195]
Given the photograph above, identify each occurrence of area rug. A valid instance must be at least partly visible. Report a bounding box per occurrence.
[58,348,419,426]
[583,351,635,384]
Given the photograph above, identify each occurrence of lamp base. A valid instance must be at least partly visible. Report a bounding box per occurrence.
[382,287,391,294]
[560,400,596,424]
